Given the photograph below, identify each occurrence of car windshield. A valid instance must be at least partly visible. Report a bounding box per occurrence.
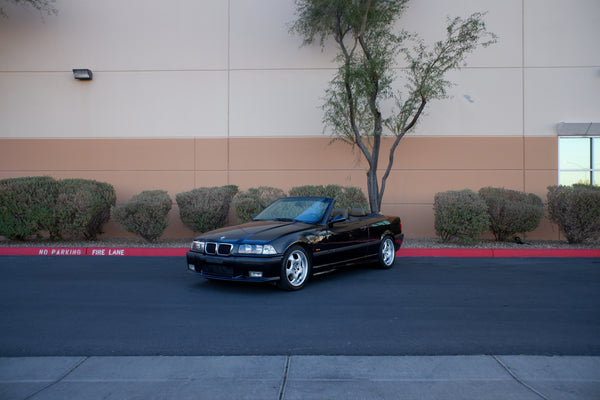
[253,197,332,224]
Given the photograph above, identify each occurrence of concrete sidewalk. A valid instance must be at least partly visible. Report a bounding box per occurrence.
[1,356,599,400]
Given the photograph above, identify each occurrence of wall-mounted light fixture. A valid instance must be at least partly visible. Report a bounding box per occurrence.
[72,69,93,80]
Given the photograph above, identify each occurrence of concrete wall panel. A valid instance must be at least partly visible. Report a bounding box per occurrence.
[524,68,600,136]
[195,139,230,171]
[383,170,525,204]
[382,204,435,239]
[400,0,522,68]
[0,139,195,171]
[410,68,523,136]
[0,71,229,138]
[524,0,600,67]
[0,0,229,71]
[393,137,524,170]
[229,69,332,137]
[524,137,558,170]
[229,137,363,171]
[230,0,333,69]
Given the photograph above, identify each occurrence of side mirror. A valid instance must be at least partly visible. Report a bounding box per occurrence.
[330,214,347,224]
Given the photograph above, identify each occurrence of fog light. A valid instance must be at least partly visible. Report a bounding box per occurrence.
[249,271,263,278]
[188,264,196,271]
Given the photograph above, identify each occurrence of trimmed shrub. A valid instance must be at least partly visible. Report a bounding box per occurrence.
[0,176,59,240]
[336,186,370,211]
[478,187,544,241]
[54,179,116,239]
[232,186,286,223]
[289,185,369,211]
[547,185,600,243]
[289,184,342,200]
[111,190,172,242]
[176,185,239,233]
[434,189,490,244]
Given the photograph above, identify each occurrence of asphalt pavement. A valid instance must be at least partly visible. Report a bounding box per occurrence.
[1,254,599,399]
[3,256,600,356]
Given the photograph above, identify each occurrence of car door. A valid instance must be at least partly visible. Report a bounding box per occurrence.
[311,217,369,267]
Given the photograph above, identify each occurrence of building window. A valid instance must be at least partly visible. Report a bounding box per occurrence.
[559,137,599,186]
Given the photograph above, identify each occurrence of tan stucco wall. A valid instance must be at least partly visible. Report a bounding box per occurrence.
[0,136,560,239]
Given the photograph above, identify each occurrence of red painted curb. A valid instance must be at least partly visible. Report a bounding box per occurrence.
[0,247,189,257]
[396,248,600,258]
[87,248,188,257]
[491,248,600,258]
[0,247,598,258]
[397,248,494,257]
[0,247,87,256]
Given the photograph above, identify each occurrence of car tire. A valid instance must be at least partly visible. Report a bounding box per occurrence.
[377,236,396,269]
[277,245,311,291]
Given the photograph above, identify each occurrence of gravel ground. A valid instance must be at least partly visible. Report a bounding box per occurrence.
[1,236,598,249]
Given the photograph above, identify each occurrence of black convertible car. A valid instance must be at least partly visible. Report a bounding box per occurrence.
[186,196,403,290]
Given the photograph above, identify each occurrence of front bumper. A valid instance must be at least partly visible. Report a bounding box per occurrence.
[186,250,282,282]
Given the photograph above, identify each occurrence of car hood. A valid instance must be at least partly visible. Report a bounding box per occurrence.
[194,220,313,243]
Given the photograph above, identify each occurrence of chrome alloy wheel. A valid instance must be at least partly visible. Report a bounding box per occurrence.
[379,236,395,269]
[285,249,308,287]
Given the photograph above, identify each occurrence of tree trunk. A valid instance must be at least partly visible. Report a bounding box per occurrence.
[367,165,380,214]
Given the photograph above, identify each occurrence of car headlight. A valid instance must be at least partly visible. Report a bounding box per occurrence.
[191,241,205,252]
[237,244,277,255]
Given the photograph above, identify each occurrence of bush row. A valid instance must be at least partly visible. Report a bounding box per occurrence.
[176,184,369,230]
[5,177,597,244]
[0,176,115,240]
[0,177,368,243]
[117,184,368,241]
[434,185,600,244]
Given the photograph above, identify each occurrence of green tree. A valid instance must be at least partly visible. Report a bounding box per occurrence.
[1,0,57,18]
[291,0,496,213]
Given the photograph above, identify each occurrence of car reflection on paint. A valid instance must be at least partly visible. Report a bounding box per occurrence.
[186,196,403,290]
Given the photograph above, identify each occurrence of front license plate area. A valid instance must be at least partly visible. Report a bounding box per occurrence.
[203,264,234,277]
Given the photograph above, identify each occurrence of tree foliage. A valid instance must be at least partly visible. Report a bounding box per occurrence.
[291,0,496,213]
[1,0,57,18]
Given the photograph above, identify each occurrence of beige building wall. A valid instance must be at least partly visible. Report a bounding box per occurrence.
[1,0,599,239]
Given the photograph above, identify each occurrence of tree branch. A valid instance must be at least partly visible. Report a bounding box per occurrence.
[333,9,373,167]
[379,97,426,204]
[403,96,427,134]
[359,0,371,39]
